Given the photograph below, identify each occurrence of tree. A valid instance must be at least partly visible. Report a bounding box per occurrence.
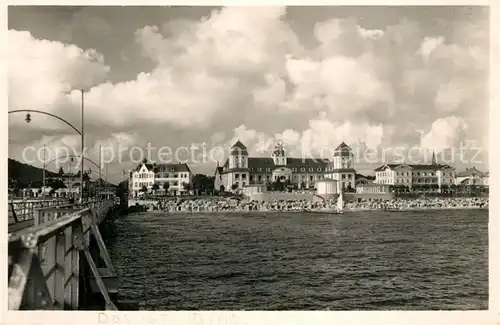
[152,183,160,192]
[141,185,148,193]
[183,182,193,192]
[231,184,238,191]
[300,181,306,190]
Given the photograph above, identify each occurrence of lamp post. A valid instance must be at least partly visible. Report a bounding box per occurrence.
[42,144,46,196]
[9,89,85,201]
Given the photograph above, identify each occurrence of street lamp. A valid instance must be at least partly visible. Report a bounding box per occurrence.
[9,89,85,202]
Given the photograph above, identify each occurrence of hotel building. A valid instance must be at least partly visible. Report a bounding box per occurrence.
[129,161,192,197]
[373,153,456,191]
[216,140,357,192]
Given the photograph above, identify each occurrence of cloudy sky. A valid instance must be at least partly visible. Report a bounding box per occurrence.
[8,6,489,183]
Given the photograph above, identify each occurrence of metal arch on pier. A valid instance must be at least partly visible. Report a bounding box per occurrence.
[8,109,82,136]
[44,155,101,170]
[8,199,119,310]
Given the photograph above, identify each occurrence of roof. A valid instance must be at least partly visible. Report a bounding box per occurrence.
[214,166,223,175]
[333,142,353,157]
[133,162,191,173]
[374,163,454,172]
[231,140,247,150]
[154,163,191,173]
[336,142,350,150]
[456,167,486,177]
[355,173,376,180]
[248,157,329,169]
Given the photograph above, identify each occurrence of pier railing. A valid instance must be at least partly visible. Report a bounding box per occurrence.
[9,198,69,224]
[8,199,118,310]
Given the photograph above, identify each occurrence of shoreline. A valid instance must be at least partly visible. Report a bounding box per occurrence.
[131,206,488,215]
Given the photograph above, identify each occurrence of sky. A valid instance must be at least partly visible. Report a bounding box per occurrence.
[7,6,490,184]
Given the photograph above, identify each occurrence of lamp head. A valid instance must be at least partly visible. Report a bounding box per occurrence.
[25,113,31,123]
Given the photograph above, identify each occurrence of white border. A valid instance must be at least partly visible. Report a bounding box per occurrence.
[1,1,499,324]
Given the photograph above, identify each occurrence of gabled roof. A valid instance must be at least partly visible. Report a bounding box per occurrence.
[456,167,486,177]
[374,164,403,172]
[214,166,223,175]
[231,140,247,149]
[133,163,154,172]
[336,142,350,150]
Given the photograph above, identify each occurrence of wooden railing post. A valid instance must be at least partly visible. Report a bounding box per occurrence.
[54,230,66,309]
[70,221,83,309]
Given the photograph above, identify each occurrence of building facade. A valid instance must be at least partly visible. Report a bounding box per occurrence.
[374,158,456,192]
[47,169,90,188]
[455,167,488,186]
[324,142,356,191]
[129,161,192,197]
[218,140,357,192]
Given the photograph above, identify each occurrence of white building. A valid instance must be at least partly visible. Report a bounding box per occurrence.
[374,157,456,192]
[324,142,356,192]
[217,140,330,192]
[455,167,488,186]
[129,161,192,197]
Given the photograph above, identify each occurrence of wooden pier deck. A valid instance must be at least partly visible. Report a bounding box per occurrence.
[8,198,121,310]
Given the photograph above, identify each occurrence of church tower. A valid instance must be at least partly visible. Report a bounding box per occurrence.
[229,140,248,169]
[272,142,287,166]
[333,142,354,169]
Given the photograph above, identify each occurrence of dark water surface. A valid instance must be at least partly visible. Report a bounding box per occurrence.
[107,210,488,310]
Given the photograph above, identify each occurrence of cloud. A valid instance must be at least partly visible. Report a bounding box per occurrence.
[8,7,489,180]
[420,116,469,153]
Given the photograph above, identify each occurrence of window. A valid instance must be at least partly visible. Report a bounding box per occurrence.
[310,176,313,181]
[242,174,246,179]
[317,168,322,171]
[266,168,271,171]
[258,168,262,171]
[258,175,262,181]
[235,174,239,179]
[292,168,297,171]
[301,168,305,171]
[249,168,253,171]
[309,168,313,171]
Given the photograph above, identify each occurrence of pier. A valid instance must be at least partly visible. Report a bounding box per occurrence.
[8,198,122,310]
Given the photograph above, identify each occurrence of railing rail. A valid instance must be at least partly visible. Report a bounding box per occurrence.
[8,199,117,310]
[8,199,69,224]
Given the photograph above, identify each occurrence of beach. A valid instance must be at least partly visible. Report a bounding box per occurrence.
[131,196,489,214]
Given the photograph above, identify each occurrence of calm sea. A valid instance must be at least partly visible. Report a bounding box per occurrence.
[107,210,488,310]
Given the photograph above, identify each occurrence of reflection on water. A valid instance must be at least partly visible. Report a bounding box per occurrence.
[107,209,488,310]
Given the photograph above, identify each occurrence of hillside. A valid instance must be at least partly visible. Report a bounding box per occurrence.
[8,158,59,188]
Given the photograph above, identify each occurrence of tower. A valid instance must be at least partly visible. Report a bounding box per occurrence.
[229,140,248,169]
[431,150,437,165]
[333,142,354,169]
[272,141,287,166]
